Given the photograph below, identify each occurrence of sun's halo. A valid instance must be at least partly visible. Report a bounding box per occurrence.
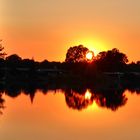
[70,38,107,56]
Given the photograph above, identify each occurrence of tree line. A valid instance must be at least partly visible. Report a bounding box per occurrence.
[0,43,140,78]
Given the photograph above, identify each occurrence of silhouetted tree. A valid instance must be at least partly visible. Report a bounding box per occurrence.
[65,45,92,63]
[127,62,140,72]
[39,60,49,69]
[21,59,36,69]
[0,58,5,78]
[6,54,22,68]
[0,41,6,78]
[136,61,140,65]
[0,41,6,59]
[6,54,22,62]
[95,48,128,72]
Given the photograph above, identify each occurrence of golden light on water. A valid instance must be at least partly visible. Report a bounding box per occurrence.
[85,90,92,100]
[84,90,100,112]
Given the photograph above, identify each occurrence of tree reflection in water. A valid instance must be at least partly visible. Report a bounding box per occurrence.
[93,89,127,111]
[0,80,140,114]
[0,93,5,114]
[65,89,94,110]
[64,88,127,111]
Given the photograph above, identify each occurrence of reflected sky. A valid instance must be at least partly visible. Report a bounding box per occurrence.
[0,89,140,140]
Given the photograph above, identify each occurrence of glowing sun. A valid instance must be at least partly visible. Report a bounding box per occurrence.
[86,51,93,60]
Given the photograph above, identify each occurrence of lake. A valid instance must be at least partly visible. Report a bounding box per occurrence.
[0,88,140,140]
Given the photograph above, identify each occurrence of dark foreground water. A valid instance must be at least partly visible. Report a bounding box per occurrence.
[0,89,140,140]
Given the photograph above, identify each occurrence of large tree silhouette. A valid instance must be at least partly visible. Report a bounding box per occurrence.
[95,48,128,71]
[65,45,90,63]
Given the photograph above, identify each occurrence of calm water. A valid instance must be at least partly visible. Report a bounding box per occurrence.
[0,89,140,140]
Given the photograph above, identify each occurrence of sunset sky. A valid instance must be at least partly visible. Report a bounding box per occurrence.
[0,0,140,62]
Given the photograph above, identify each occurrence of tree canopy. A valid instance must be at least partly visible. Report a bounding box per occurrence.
[65,45,93,63]
[95,48,128,71]
[6,54,22,62]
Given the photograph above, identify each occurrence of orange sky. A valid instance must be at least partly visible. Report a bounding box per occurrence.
[0,0,140,62]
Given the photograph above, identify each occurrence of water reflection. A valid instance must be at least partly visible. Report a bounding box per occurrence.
[93,89,127,111]
[0,93,5,114]
[65,89,94,110]
[0,79,140,115]
[65,88,127,111]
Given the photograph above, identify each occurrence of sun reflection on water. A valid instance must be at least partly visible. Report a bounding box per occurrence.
[85,90,92,100]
